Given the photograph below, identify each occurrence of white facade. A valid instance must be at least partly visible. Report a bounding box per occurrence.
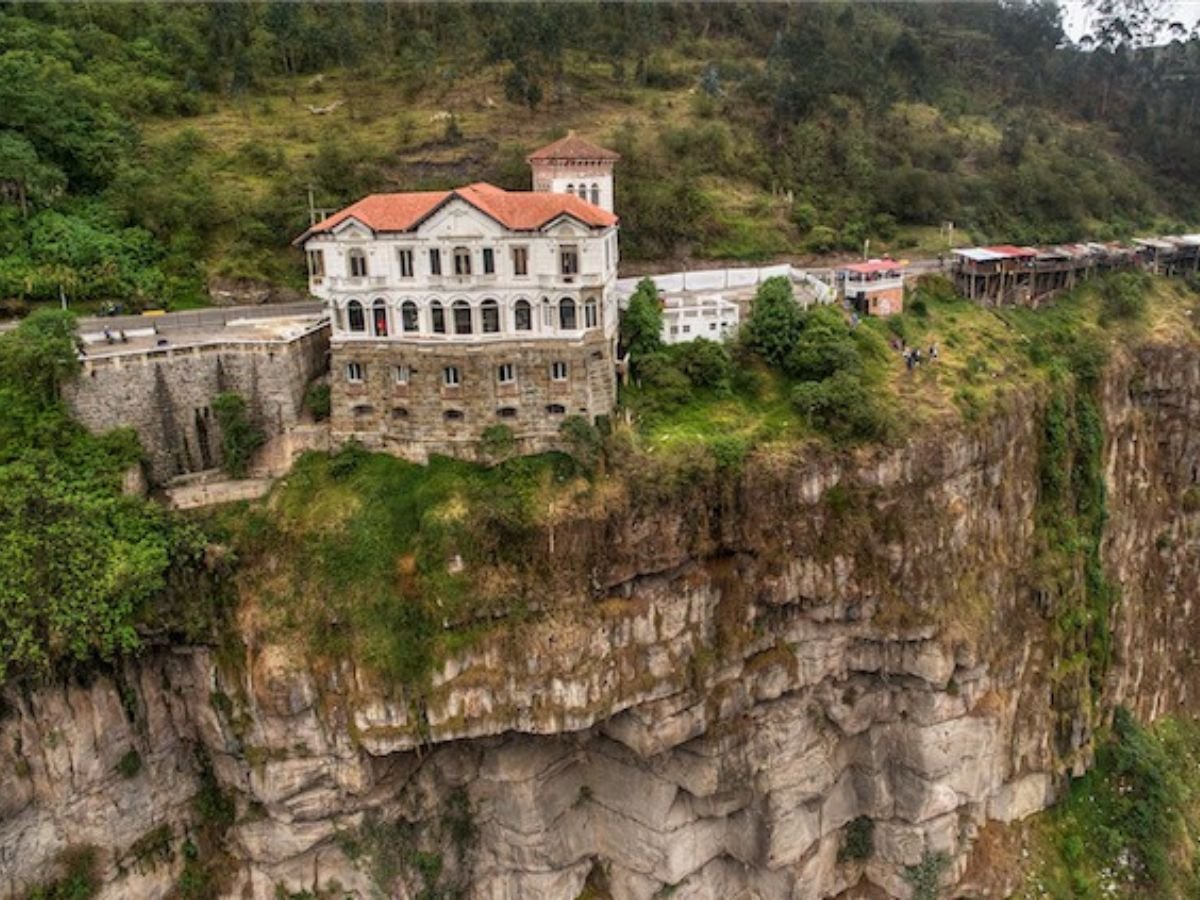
[303,197,620,344]
[540,171,615,215]
[661,295,740,345]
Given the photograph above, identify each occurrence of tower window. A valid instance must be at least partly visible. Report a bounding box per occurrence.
[443,366,461,387]
[585,297,598,328]
[497,363,515,384]
[590,183,600,206]
[550,361,568,381]
[346,362,364,383]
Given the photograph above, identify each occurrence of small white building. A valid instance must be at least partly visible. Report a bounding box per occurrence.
[661,294,740,344]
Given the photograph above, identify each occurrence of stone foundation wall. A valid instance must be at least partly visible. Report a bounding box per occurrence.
[330,332,617,462]
[64,324,329,484]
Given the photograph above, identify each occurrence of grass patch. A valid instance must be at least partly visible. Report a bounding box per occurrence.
[209,447,584,689]
[1019,711,1200,898]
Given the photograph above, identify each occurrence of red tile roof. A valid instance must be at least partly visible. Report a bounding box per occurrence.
[298,182,616,242]
[527,132,621,162]
[985,244,1038,259]
[842,258,905,275]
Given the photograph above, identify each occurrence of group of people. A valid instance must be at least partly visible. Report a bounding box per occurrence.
[891,337,939,371]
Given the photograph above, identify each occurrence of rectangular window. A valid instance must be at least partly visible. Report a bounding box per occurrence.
[497,363,515,384]
[550,361,568,381]
[443,366,460,387]
[429,248,442,276]
[512,246,528,276]
[349,251,368,278]
[560,247,579,276]
[307,249,325,278]
[482,248,495,274]
[346,362,364,383]
[398,249,414,278]
[394,365,410,385]
[454,248,472,276]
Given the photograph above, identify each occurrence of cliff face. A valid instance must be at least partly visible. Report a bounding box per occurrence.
[5,343,1200,900]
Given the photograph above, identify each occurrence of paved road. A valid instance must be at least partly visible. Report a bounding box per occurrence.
[0,300,324,335]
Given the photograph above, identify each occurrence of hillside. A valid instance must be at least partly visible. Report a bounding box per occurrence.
[2,2,1200,312]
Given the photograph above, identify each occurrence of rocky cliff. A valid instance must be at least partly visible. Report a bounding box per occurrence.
[5,341,1200,900]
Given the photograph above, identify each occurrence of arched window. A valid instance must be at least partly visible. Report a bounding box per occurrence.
[584,296,598,328]
[431,301,446,334]
[371,298,389,337]
[391,407,409,419]
[497,407,518,419]
[444,409,465,421]
[546,403,566,415]
[452,300,472,335]
[579,185,588,200]
[481,298,500,333]
[453,247,471,276]
[590,183,600,205]
[347,300,365,333]
[401,300,419,332]
[559,297,577,330]
[514,299,532,331]
[348,249,368,278]
[566,182,575,195]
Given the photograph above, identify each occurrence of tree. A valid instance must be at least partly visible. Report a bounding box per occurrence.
[620,277,664,370]
[0,312,202,683]
[743,276,803,369]
[785,306,862,381]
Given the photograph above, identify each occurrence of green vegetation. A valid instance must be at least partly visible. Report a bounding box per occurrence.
[0,310,219,685]
[904,851,950,900]
[303,381,330,422]
[1,3,1199,309]
[338,787,475,898]
[20,846,99,900]
[116,748,142,778]
[619,278,665,371]
[838,816,875,863]
[210,447,582,688]
[212,391,264,478]
[1020,711,1200,898]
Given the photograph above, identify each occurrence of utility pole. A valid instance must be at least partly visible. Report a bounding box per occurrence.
[59,284,67,311]
[308,184,318,226]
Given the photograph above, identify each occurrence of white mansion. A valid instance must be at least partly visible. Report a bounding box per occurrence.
[295,134,622,459]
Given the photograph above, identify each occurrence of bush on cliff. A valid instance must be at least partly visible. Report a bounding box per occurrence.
[0,310,210,684]
[213,391,264,479]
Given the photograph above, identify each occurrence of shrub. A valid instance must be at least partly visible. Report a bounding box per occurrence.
[212,392,264,479]
[792,370,895,443]
[480,424,515,461]
[785,306,861,381]
[1099,272,1149,325]
[560,415,603,472]
[304,382,330,421]
[743,276,803,369]
[116,749,142,778]
[838,816,874,862]
[674,338,733,391]
[24,846,99,900]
